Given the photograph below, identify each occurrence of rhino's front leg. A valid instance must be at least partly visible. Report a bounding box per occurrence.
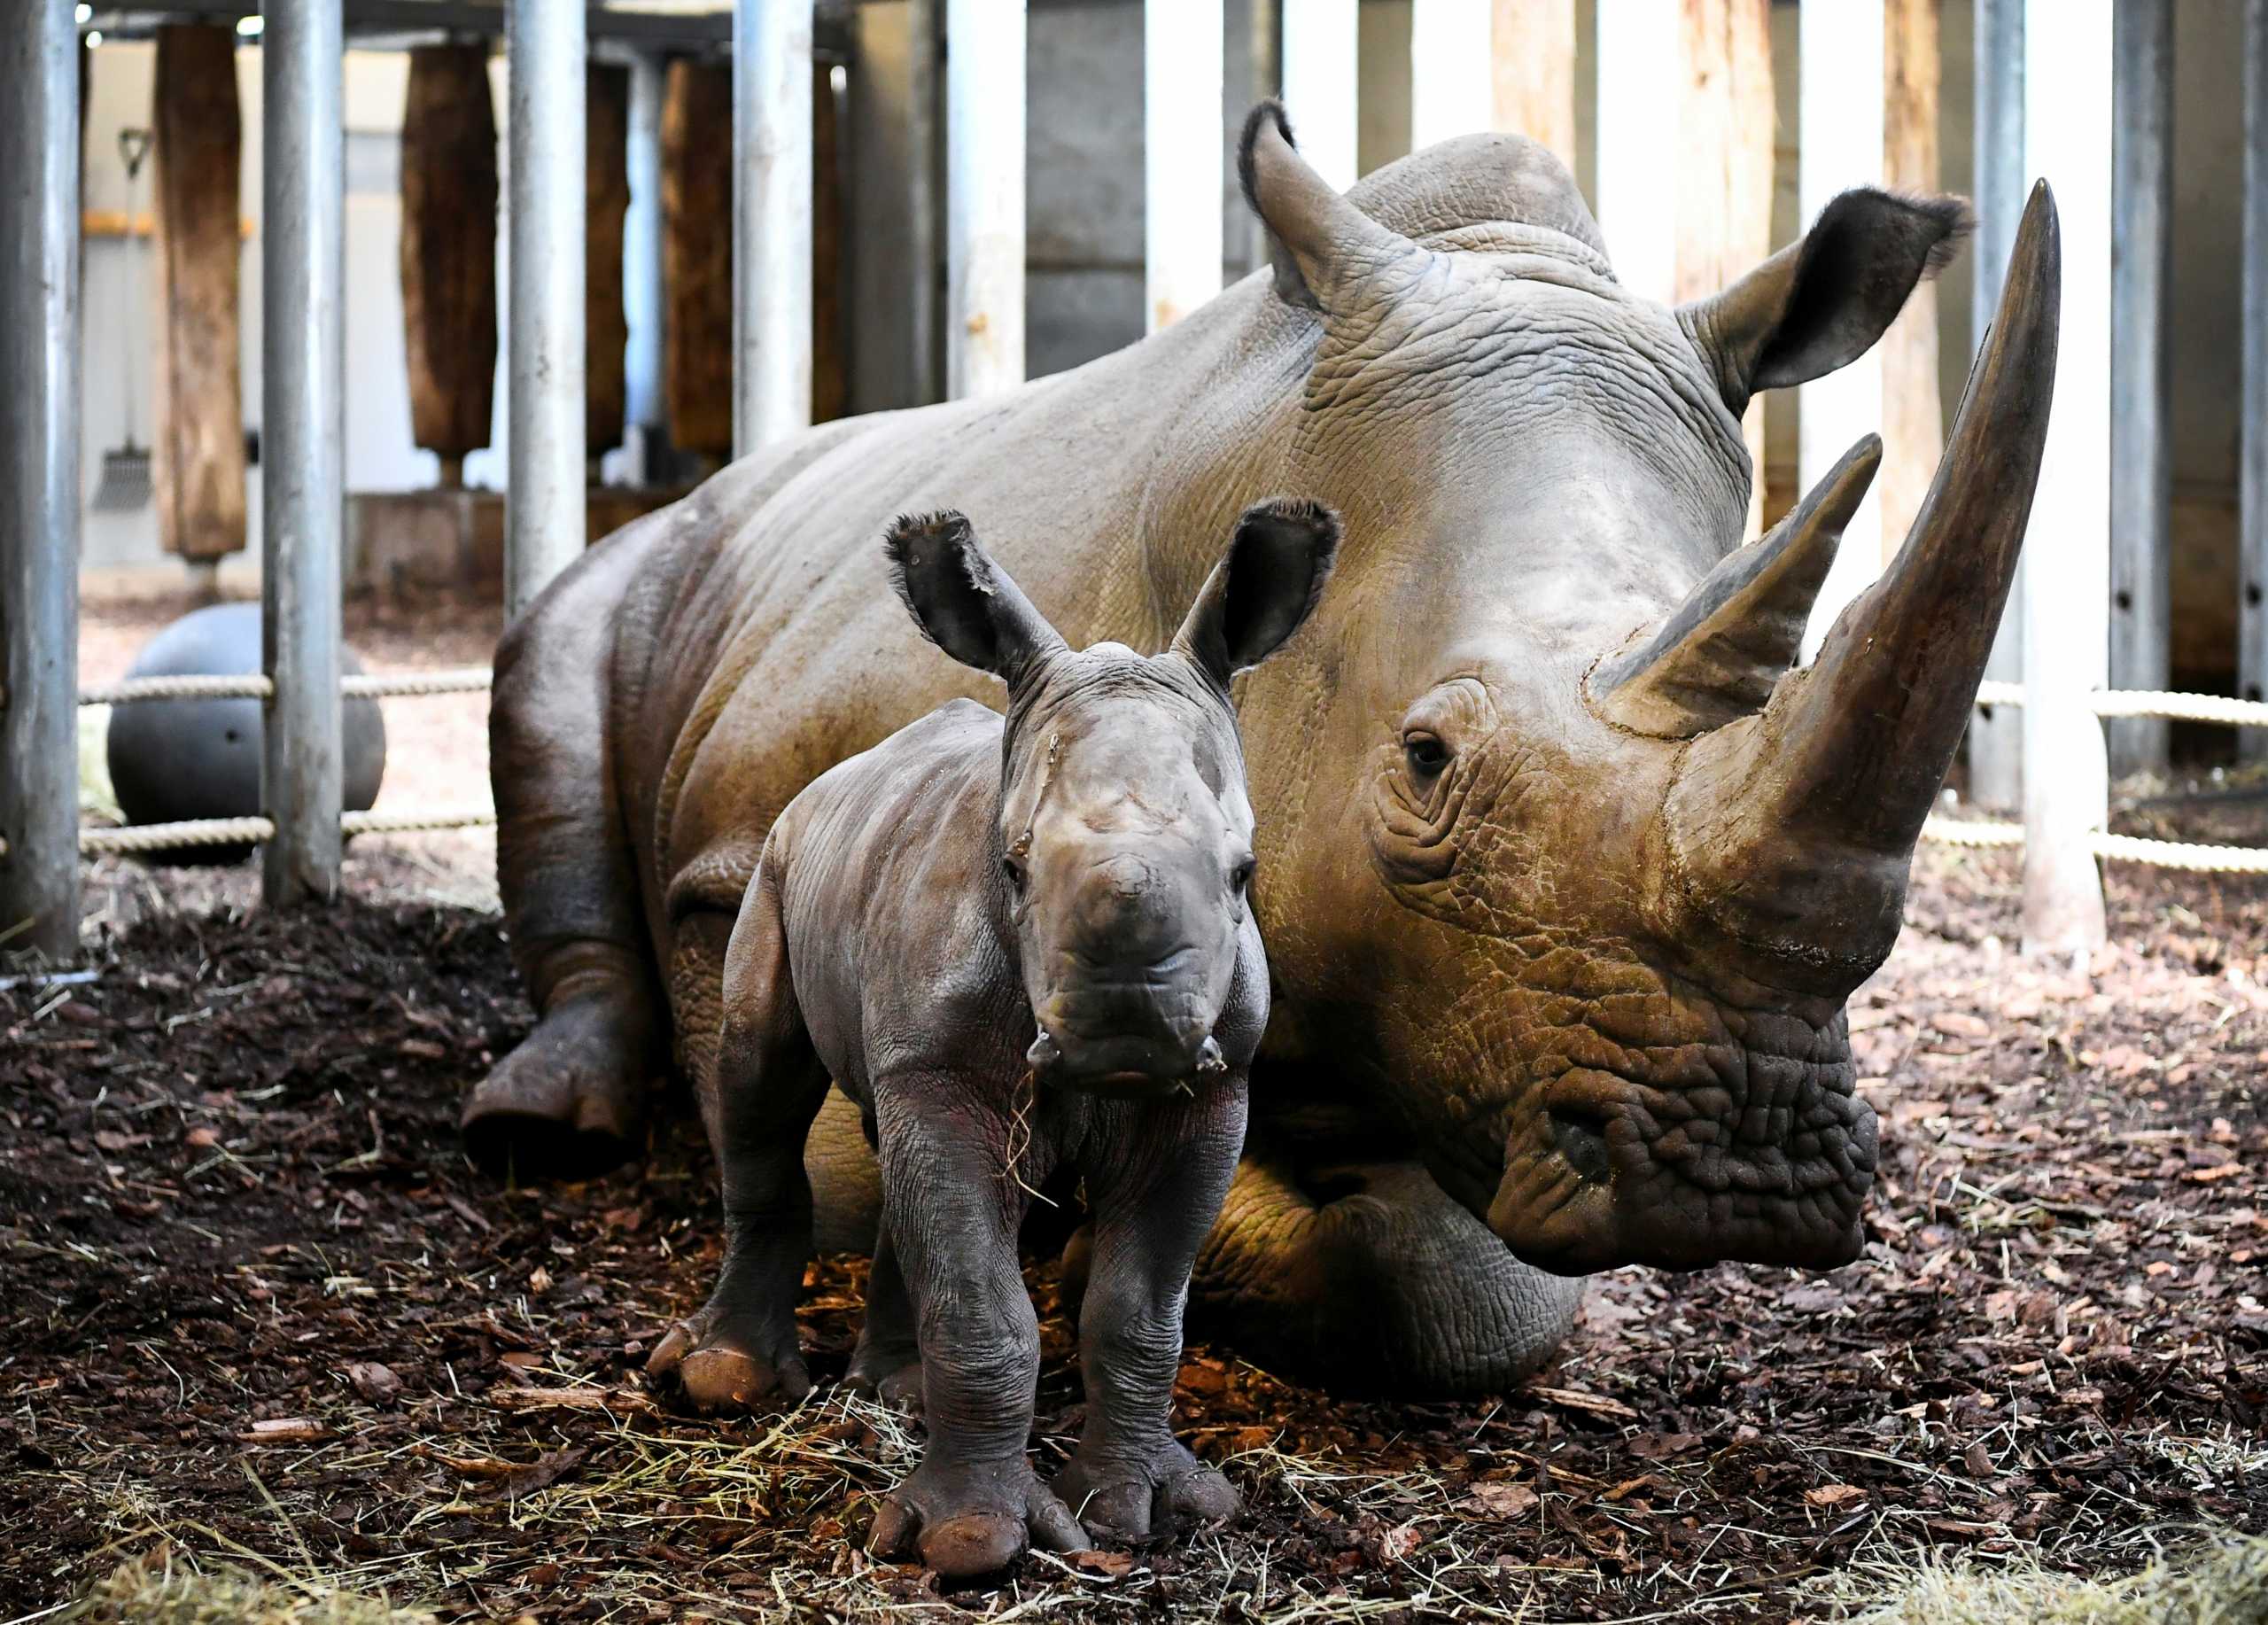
[1188,1155,1587,1396]
[1052,1083,1246,1544]
[866,1083,1089,1579]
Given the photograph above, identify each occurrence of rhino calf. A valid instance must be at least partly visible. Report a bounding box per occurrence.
[647,499,1342,1576]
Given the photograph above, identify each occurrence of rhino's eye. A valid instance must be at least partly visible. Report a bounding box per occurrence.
[1231,859,1255,894]
[1002,855,1028,894]
[1403,732,1450,779]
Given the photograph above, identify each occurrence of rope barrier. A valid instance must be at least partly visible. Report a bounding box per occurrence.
[1920,818,2268,875]
[339,807,497,836]
[49,808,496,856]
[80,667,496,705]
[1969,680,2268,729]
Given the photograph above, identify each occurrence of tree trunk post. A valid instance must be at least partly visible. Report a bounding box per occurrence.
[399,42,498,476]
[1492,0,1576,164]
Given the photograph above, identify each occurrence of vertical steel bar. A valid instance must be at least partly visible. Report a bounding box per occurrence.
[0,4,82,957]
[1410,0,1493,150]
[2243,0,2268,756]
[1146,0,1225,333]
[261,0,345,906]
[1279,0,1358,193]
[945,0,1025,399]
[2109,0,2172,778]
[906,0,942,402]
[1592,0,1680,305]
[507,0,586,620]
[1969,0,2025,808]
[734,0,814,453]
[624,50,667,480]
[2020,0,2111,955]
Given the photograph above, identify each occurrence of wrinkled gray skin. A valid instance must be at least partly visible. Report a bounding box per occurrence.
[646,502,1340,1576]
[467,104,2060,1396]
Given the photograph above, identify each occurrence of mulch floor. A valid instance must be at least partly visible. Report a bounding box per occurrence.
[3,845,2264,1622]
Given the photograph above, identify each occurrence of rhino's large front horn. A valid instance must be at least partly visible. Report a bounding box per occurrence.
[1651,181,2061,996]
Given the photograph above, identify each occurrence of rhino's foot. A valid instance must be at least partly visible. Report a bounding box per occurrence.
[1052,1439,1239,1545]
[647,1302,811,1413]
[462,991,652,1180]
[842,1348,924,1413]
[868,1457,1090,1579]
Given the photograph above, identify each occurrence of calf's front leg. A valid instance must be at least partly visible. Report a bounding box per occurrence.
[1052,1080,1247,1544]
[866,1081,1089,1578]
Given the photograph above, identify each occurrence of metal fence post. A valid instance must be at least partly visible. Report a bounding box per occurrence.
[2020,0,2111,955]
[2108,0,2173,779]
[0,4,82,959]
[734,0,815,454]
[507,0,587,620]
[262,0,345,907]
[1410,0,1492,151]
[1969,0,2025,810]
[2242,0,2268,758]
[944,0,1025,399]
[1279,0,1357,193]
[1146,0,1224,333]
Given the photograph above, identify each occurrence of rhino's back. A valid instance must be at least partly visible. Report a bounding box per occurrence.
[649,269,1301,914]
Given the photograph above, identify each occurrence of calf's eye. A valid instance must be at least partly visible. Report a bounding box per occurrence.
[1231,859,1255,893]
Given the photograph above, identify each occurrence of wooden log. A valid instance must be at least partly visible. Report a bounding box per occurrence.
[151,24,245,563]
[1879,0,1944,564]
[1674,0,1772,538]
[587,60,630,458]
[1491,0,1575,162]
[399,43,498,475]
[663,57,734,457]
[812,58,847,424]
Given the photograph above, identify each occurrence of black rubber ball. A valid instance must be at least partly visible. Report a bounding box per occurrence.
[105,603,387,866]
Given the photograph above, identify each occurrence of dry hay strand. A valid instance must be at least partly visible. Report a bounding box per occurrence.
[62,1546,436,1625]
[1814,1528,2268,1625]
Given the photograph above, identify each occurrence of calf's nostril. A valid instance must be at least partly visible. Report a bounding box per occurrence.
[1550,1105,1612,1182]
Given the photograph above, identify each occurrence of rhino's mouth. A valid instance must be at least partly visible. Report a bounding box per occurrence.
[1487,1039,1879,1278]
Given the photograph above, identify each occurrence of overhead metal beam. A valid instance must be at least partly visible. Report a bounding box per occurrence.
[0,4,83,958]
[261,0,346,906]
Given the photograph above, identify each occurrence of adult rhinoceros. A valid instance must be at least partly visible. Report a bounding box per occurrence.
[467,105,2058,1395]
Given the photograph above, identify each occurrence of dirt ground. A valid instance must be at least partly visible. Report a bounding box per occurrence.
[4,580,2262,1621]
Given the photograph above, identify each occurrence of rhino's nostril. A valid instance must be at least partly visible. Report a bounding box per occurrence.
[1550,1105,1612,1182]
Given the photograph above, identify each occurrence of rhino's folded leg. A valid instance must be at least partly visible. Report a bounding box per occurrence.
[461,940,660,1180]
[1188,1155,1586,1396]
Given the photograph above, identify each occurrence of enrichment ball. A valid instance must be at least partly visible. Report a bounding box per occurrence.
[105,603,387,865]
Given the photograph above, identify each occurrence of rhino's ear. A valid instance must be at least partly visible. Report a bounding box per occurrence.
[1680,187,1974,416]
[1175,497,1342,688]
[885,511,1064,685]
[1239,100,1428,317]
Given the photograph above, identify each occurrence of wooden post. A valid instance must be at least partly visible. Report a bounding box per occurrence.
[1595,0,1680,304]
[734,0,813,455]
[1492,0,1575,163]
[1146,0,1225,332]
[945,0,1024,399]
[0,5,82,958]
[400,43,497,485]
[1797,0,1885,657]
[906,0,943,401]
[587,61,631,463]
[1880,0,1946,571]
[2021,0,2110,955]
[152,24,245,564]
[1674,0,1772,539]
[1969,0,2025,810]
[2109,0,2172,777]
[2242,0,2268,756]
[662,58,734,458]
[1281,0,1358,191]
[1410,0,1493,151]
[813,58,848,424]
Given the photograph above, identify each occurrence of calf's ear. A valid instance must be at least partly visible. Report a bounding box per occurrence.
[1680,187,1974,417]
[885,511,1065,684]
[1176,497,1343,688]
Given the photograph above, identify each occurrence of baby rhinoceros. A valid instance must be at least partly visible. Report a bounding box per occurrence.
[648,498,1342,1576]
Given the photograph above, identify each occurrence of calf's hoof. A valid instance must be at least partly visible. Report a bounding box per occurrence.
[842,1352,925,1415]
[461,996,649,1180]
[867,1459,1089,1579]
[1052,1441,1239,1544]
[647,1309,810,1413]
